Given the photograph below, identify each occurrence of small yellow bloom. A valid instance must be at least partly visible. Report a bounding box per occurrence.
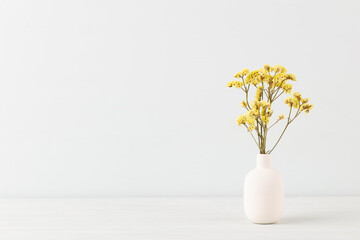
[260,100,271,108]
[282,83,292,94]
[226,81,244,88]
[245,70,260,85]
[261,107,266,116]
[236,115,246,126]
[234,73,241,78]
[292,92,302,108]
[286,73,297,81]
[273,73,287,83]
[284,97,293,107]
[300,103,314,114]
[268,109,273,117]
[245,115,255,124]
[240,101,247,108]
[251,100,261,110]
[304,105,313,114]
[258,68,271,83]
[245,115,256,131]
[293,92,302,101]
[247,109,259,118]
[264,64,271,72]
[278,114,285,120]
[272,65,287,74]
[260,115,270,124]
[247,125,255,131]
[234,69,250,78]
[259,68,266,77]
[255,86,263,101]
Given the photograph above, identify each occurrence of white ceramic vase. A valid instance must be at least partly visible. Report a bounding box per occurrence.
[244,154,284,224]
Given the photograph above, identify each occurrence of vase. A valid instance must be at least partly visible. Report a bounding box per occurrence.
[244,154,284,224]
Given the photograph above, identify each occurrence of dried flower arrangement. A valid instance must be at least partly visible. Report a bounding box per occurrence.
[227,65,313,154]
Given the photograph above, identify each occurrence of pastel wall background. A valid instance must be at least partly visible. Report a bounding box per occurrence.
[0,0,359,197]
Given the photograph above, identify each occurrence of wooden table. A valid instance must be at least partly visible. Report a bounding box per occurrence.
[0,197,359,239]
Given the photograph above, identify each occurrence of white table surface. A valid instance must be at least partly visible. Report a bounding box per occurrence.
[0,197,359,240]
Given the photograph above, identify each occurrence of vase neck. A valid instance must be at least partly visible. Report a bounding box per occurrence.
[256,154,271,168]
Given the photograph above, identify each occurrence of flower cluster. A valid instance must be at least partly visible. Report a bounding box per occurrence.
[252,100,272,124]
[240,65,297,89]
[284,92,313,114]
[227,64,313,154]
[237,99,273,132]
[236,113,255,131]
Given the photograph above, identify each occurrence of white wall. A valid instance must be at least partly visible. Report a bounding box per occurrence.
[0,0,359,197]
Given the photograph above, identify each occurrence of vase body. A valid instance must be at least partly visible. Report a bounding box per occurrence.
[244,154,284,224]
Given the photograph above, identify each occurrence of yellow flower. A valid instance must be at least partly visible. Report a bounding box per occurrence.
[255,86,263,101]
[245,115,256,131]
[237,115,246,126]
[264,64,271,72]
[228,65,313,152]
[293,92,302,101]
[259,68,266,77]
[260,100,271,109]
[284,97,294,107]
[234,68,250,78]
[282,83,292,94]
[258,68,271,83]
[245,70,260,85]
[300,103,314,114]
[271,65,287,74]
[226,81,244,88]
[286,73,296,81]
[273,73,296,89]
[248,125,255,131]
[292,92,302,108]
[234,73,241,78]
[251,100,261,110]
[240,101,247,108]
[257,100,272,125]
[278,114,285,120]
[237,111,258,131]
[235,82,243,88]
[268,109,273,117]
[260,115,270,124]
[245,115,255,125]
[293,101,300,109]
[273,73,287,83]
[263,74,271,84]
[304,105,313,114]
[247,109,259,118]
[284,92,312,110]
